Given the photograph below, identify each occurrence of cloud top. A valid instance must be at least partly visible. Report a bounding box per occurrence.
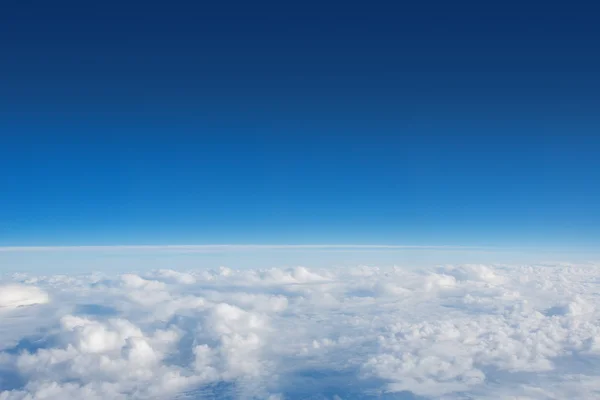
[0,284,49,309]
[1,263,600,399]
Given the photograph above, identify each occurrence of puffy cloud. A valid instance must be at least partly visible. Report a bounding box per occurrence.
[120,274,165,290]
[0,284,49,308]
[2,263,600,398]
[152,269,196,285]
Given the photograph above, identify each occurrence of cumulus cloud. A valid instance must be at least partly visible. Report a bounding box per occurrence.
[0,284,49,309]
[1,264,600,399]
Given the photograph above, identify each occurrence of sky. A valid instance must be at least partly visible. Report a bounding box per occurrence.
[1,1,600,248]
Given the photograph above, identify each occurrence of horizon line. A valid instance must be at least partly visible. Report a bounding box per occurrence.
[0,243,575,253]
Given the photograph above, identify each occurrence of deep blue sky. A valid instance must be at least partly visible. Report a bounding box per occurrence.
[1,1,599,247]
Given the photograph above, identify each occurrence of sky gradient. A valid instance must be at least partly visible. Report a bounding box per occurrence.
[1,1,600,248]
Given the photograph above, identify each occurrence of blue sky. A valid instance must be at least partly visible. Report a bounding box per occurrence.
[1,1,599,248]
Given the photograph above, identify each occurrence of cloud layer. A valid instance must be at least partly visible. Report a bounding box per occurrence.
[1,263,600,399]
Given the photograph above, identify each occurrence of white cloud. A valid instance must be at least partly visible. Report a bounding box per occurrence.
[0,284,49,309]
[2,263,600,398]
[120,274,166,290]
